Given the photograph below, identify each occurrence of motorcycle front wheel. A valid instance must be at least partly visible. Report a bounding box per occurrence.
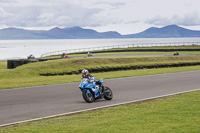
[82,89,94,103]
[103,86,113,100]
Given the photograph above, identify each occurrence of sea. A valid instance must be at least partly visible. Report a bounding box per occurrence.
[1,38,200,60]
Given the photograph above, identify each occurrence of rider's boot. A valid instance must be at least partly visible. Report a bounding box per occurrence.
[99,86,104,98]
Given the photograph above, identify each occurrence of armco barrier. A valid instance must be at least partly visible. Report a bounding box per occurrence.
[68,48,200,55]
[40,42,200,57]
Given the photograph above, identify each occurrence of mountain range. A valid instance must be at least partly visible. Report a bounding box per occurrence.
[1,25,200,39]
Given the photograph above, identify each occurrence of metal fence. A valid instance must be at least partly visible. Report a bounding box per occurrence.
[41,42,200,57]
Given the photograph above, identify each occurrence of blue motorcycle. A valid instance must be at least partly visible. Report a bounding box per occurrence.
[79,78,113,103]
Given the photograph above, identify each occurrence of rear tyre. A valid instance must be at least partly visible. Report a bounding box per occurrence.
[82,89,94,103]
[104,86,113,100]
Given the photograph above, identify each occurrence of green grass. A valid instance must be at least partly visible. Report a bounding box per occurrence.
[0,61,6,69]
[1,90,199,133]
[0,65,200,90]
[1,49,200,132]
[1,55,200,89]
[23,55,200,76]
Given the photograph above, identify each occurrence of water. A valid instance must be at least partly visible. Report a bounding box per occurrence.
[1,38,200,60]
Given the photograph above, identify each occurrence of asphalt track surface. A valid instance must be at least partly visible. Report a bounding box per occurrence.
[70,54,200,58]
[0,71,200,126]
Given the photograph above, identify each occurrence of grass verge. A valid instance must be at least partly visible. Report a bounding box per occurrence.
[0,61,6,69]
[0,55,200,89]
[1,90,199,133]
[0,65,200,90]
[19,55,200,76]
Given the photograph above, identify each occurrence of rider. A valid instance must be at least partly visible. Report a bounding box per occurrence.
[81,69,94,80]
[81,69,103,94]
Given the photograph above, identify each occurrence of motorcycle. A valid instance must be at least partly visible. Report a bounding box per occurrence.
[79,78,113,103]
[87,52,93,57]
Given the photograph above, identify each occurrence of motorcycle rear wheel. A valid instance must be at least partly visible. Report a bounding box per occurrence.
[82,89,94,103]
[103,86,113,100]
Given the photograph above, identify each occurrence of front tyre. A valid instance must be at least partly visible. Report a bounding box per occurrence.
[82,89,94,103]
[104,86,113,100]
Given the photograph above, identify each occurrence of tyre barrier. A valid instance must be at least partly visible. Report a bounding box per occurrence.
[7,59,39,69]
[7,57,62,69]
[40,62,200,76]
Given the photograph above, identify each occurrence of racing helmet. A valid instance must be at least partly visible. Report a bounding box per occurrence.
[81,69,89,78]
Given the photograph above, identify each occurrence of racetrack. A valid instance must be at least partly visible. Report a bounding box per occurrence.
[0,71,200,126]
[69,54,200,58]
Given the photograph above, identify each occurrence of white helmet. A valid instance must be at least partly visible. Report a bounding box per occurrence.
[81,69,89,78]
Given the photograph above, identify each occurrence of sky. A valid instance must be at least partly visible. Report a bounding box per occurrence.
[0,0,200,34]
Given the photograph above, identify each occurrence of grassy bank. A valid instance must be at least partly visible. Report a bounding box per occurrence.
[26,55,200,75]
[0,61,6,69]
[0,56,200,89]
[1,90,199,132]
[2,55,200,77]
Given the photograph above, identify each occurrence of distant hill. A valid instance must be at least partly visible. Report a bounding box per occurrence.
[1,25,200,39]
[0,26,121,39]
[124,25,200,38]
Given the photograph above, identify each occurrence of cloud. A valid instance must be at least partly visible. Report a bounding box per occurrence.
[0,0,133,29]
[0,1,103,28]
[0,0,127,29]
[95,2,126,8]
[0,0,16,3]
[1,0,200,34]
[145,12,200,26]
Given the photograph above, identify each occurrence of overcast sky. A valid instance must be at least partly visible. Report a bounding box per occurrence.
[0,0,200,34]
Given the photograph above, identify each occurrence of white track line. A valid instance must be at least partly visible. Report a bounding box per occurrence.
[1,88,200,127]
